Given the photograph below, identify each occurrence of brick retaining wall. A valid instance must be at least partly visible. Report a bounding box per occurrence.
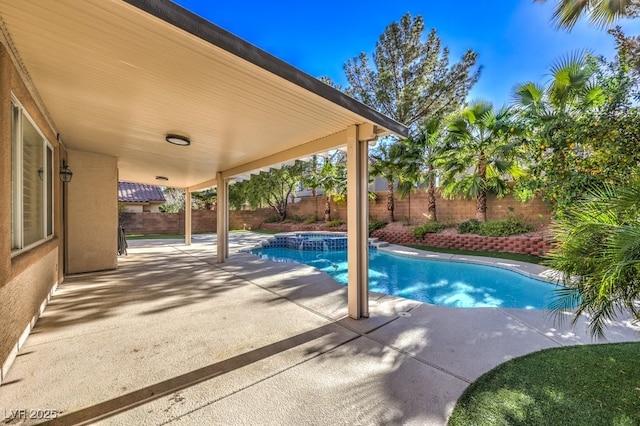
[371,228,553,256]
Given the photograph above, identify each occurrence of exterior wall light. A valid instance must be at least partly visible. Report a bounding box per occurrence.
[165,134,190,146]
[60,160,73,182]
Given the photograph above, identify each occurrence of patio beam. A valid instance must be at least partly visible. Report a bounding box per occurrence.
[188,179,217,193]
[220,129,351,180]
[346,125,370,319]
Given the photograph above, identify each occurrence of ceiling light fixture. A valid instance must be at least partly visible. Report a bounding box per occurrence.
[155,176,169,181]
[165,134,191,146]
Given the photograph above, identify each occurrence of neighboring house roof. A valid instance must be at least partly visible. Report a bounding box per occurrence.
[118,182,166,203]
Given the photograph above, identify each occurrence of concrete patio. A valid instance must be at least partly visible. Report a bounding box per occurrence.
[1,232,638,425]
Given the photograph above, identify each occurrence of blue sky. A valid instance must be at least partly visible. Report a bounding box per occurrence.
[174,1,640,108]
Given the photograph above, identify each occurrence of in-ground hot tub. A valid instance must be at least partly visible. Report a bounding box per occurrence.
[259,232,351,251]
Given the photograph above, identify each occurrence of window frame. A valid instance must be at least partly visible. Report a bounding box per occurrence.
[11,94,55,257]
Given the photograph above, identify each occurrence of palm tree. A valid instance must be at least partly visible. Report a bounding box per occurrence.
[547,181,640,337]
[406,117,446,221]
[514,53,603,117]
[536,0,639,29]
[301,155,323,219]
[319,154,347,222]
[370,140,416,222]
[439,101,526,222]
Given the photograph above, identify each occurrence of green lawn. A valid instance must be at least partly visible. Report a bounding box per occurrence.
[449,342,640,426]
[125,233,185,240]
[404,244,544,264]
[125,229,280,240]
[240,228,281,235]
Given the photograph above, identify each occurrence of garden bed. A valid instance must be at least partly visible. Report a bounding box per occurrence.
[372,221,553,256]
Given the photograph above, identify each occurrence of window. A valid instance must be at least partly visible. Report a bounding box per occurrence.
[11,95,53,253]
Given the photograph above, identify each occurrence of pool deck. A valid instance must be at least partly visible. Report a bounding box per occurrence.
[1,232,638,425]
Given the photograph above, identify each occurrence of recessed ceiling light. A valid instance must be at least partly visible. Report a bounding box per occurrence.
[155,176,169,181]
[165,134,190,146]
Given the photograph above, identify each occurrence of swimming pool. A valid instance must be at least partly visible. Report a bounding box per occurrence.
[249,247,561,309]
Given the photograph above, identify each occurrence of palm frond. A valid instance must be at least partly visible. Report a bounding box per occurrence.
[512,82,544,107]
[546,180,640,337]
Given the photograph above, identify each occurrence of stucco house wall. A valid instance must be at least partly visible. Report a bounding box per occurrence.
[0,38,119,383]
[0,43,64,384]
[67,150,118,274]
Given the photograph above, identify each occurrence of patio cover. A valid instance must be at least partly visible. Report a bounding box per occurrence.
[0,0,408,318]
[0,0,406,188]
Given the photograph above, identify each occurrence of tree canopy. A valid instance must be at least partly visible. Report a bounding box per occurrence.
[344,12,480,129]
[536,0,640,29]
[513,52,640,213]
[439,101,526,221]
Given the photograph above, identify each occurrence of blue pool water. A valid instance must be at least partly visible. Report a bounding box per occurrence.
[250,247,561,309]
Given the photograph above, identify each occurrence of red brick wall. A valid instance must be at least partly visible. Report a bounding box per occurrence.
[371,228,553,256]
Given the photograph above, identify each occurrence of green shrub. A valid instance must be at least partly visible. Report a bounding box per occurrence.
[326,219,344,228]
[477,216,534,237]
[289,214,304,223]
[369,219,387,235]
[264,216,280,223]
[413,222,446,239]
[303,216,318,225]
[457,219,481,234]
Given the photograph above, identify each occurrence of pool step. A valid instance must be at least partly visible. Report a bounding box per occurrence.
[368,238,389,248]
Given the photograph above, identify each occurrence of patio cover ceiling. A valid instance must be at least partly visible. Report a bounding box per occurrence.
[0,0,407,189]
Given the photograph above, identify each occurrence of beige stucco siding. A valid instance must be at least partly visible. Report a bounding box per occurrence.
[67,150,118,273]
[0,42,63,382]
[0,248,58,381]
[0,45,11,285]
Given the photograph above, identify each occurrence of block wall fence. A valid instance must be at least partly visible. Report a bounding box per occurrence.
[288,190,551,225]
[122,191,551,235]
[121,192,552,254]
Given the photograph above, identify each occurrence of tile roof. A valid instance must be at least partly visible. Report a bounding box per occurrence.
[118,181,166,203]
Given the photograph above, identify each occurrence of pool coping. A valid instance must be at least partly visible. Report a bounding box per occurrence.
[377,244,562,284]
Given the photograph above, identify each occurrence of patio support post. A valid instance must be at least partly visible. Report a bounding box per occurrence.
[216,172,229,263]
[346,124,369,319]
[185,189,192,246]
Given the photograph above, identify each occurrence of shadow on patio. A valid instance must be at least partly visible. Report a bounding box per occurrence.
[0,237,468,425]
[3,234,637,425]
